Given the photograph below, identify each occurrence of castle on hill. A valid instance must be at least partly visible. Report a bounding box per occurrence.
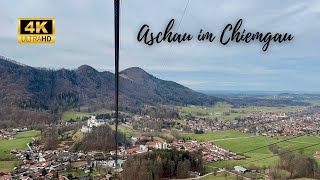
[81,116,108,133]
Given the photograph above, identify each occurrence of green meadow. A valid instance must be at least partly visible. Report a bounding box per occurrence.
[276,136,320,157]
[62,108,117,122]
[0,161,20,172]
[110,125,143,136]
[62,111,90,121]
[0,130,40,171]
[183,130,320,169]
[183,130,254,142]
[198,171,238,180]
[95,108,114,114]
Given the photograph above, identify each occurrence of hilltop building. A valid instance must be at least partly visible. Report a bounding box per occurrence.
[81,116,108,133]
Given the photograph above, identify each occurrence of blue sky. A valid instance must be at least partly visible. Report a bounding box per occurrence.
[0,0,320,91]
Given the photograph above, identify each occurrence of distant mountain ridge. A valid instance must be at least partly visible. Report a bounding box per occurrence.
[0,56,222,127]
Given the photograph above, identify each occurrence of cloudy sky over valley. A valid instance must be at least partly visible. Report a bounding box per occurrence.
[0,0,320,91]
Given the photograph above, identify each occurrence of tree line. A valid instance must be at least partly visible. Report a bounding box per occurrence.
[268,144,320,179]
[123,149,205,180]
[73,125,130,152]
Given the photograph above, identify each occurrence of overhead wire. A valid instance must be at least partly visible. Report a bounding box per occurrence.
[162,0,190,63]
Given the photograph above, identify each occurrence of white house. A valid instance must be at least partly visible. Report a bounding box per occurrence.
[139,145,148,152]
[234,166,248,174]
[81,116,108,133]
[146,140,168,149]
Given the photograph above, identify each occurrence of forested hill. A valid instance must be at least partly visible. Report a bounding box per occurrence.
[0,56,222,127]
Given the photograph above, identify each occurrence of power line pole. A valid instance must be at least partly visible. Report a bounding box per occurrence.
[114,0,120,169]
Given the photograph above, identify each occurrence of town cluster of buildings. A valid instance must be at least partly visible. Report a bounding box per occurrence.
[178,109,320,137]
[0,130,16,140]
[170,140,237,162]
[4,147,88,179]
[127,115,178,133]
[185,118,234,132]
[119,135,236,163]
[124,106,319,136]
[3,106,320,179]
[2,136,240,179]
[0,128,28,140]
[237,111,320,136]
[2,143,121,179]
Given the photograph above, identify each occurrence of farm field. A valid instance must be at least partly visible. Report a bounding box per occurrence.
[110,125,143,136]
[96,108,114,114]
[0,130,40,171]
[61,169,100,178]
[0,161,20,172]
[15,131,40,139]
[209,153,278,169]
[276,136,320,157]
[184,130,320,169]
[62,111,90,121]
[209,136,278,168]
[198,171,238,180]
[183,130,254,142]
[178,102,305,120]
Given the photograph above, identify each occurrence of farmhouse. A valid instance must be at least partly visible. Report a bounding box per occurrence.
[234,166,248,174]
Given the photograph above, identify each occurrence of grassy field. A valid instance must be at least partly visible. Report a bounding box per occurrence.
[0,161,20,172]
[198,171,238,180]
[110,125,143,136]
[214,136,276,154]
[62,111,90,121]
[276,136,320,157]
[178,102,304,120]
[209,136,278,168]
[209,153,278,169]
[215,134,320,169]
[179,103,246,120]
[96,109,113,114]
[182,130,254,142]
[0,130,40,160]
[0,130,40,171]
[183,131,277,168]
[62,109,117,121]
[183,130,320,169]
[15,130,41,139]
[61,169,101,178]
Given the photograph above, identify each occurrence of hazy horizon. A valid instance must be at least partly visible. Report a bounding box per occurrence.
[197,89,320,95]
[3,55,320,93]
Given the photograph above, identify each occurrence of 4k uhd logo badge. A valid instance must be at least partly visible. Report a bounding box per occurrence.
[18,18,55,44]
